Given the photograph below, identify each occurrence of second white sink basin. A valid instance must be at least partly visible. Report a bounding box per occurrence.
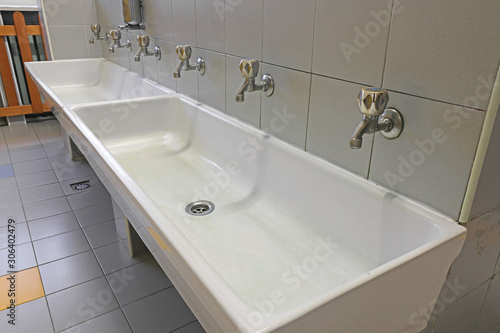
[25,58,171,107]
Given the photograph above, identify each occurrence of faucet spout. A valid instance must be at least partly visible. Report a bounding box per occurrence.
[108,40,117,53]
[173,60,186,78]
[134,48,143,62]
[235,79,251,102]
[350,116,377,149]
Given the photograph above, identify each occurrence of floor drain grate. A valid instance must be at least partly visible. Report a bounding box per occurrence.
[70,180,92,192]
[185,201,215,216]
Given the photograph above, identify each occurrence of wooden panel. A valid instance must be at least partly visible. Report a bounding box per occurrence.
[0,37,19,106]
[0,25,42,36]
[13,12,43,113]
[0,103,51,117]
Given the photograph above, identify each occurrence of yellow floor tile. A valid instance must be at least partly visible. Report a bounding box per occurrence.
[0,267,45,311]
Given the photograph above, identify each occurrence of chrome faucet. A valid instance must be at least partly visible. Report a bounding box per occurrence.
[108,30,132,53]
[349,87,404,149]
[235,59,274,102]
[173,45,205,78]
[133,35,161,62]
[89,24,109,44]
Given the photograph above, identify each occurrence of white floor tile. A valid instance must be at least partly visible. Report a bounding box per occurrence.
[13,158,52,176]
[47,276,119,332]
[43,141,66,157]
[24,196,72,221]
[20,183,64,204]
[48,154,86,169]
[0,205,26,227]
[0,177,17,193]
[16,170,59,189]
[54,164,94,182]
[0,190,22,209]
[0,152,11,165]
[10,147,47,163]
[34,229,92,264]
[28,212,80,241]
[39,250,103,294]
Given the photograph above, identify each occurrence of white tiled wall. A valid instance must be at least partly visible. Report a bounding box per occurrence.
[40,0,101,59]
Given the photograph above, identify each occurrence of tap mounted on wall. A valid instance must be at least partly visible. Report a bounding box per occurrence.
[235,59,274,102]
[89,24,108,44]
[108,30,132,53]
[173,45,205,78]
[133,35,161,62]
[349,87,404,149]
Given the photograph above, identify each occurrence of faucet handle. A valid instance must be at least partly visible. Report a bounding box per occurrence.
[137,35,150,48]
[90,24,100,34]
[110,30,121,41]
[239,59,259,80]
[175,45,192,61]
[357,87,389,117]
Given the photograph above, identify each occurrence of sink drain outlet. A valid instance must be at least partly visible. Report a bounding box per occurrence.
[185,201,215,216]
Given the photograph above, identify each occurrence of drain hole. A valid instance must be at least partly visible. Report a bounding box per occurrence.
[70,180,92,192]
[185,201,215,216]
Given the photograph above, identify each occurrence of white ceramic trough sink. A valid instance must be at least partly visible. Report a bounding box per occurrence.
[25,58,170,107]
[61,95,466,333]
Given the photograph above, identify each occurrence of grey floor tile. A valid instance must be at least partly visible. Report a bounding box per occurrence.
[74,201,115,228]
[16,170,58,189]
[94,241,151,274]
[47,276,119,332]
[0,190,21,209]
[0,297,54,333]
[107,258,172,306]
[0,164,14,179]
[10,147,47,163]
[54,164,94,182]
[60,175,103,196]
[24,196,71,221]
[60,309,132,333]
[48,154,86,169]
[34,229,91,264]
[0,242,37,275]
[39,250,103,294]
[43,140,66,157]
[13,158,52,176]
[8,140,42,152]
[0,152,10,165]
[28,212,80,241]
[20,182,64,204]
[0,222,31,249]
[173,321,206,333]
[0,177,17,193]
[123,288,196,333]
[84,220,119,249]
[68,187,111,211]
[0,205,26,227]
